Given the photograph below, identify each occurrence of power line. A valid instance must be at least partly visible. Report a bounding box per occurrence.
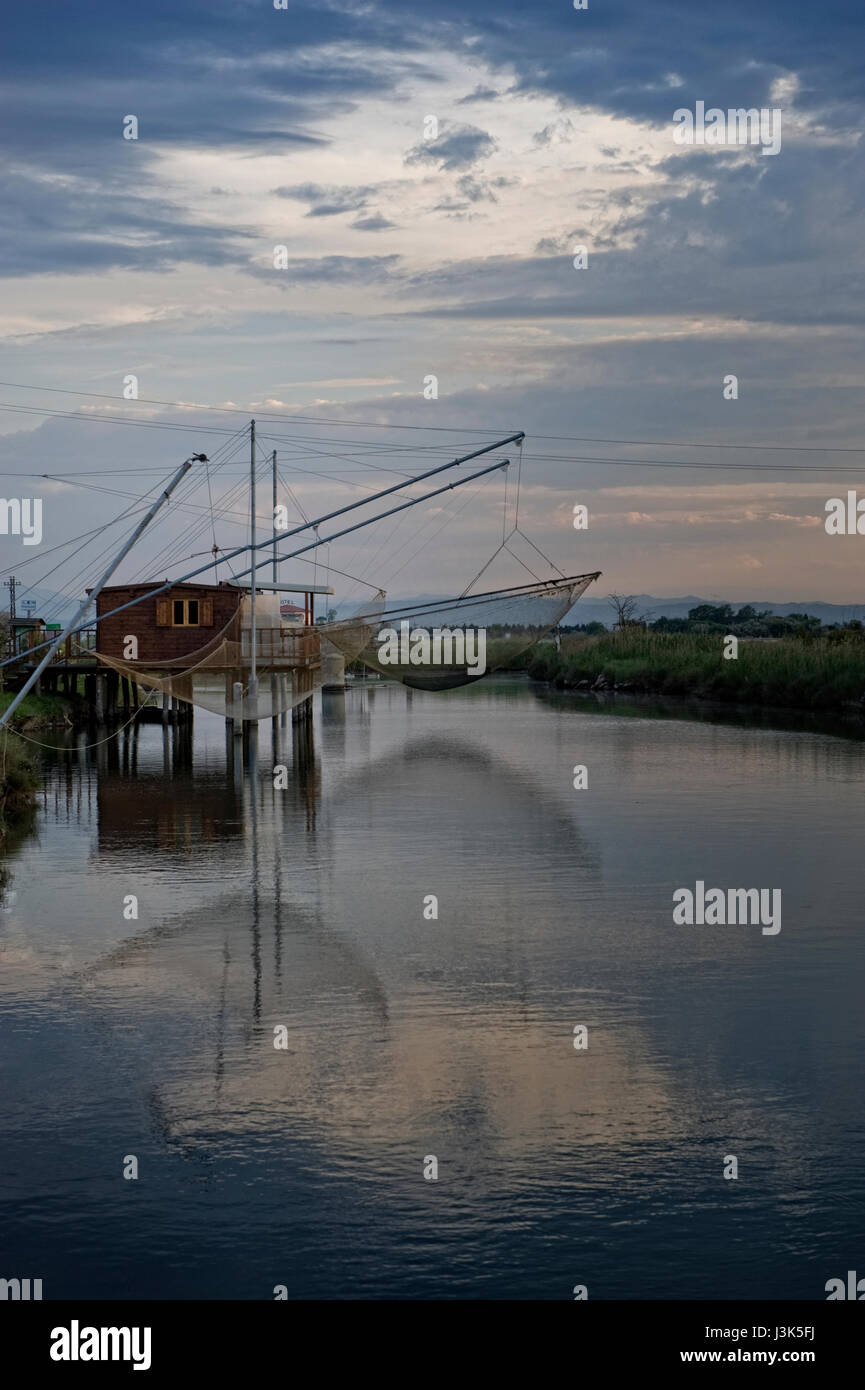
[3,376,863,453]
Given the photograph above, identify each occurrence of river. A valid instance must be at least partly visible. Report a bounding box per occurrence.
[1,677,863,1299]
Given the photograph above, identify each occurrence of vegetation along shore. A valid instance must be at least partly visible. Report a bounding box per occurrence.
[523,603,865,712]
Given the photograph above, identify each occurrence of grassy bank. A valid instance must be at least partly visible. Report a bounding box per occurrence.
[0,695,60,865]
[0,691,72,727]
[0,728,39,869]
[525,631,865,710]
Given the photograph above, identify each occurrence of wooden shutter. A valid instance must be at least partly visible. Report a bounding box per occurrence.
[200,598,213,627]
[156,599,170,626]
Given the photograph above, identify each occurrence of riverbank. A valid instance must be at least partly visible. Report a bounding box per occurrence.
[524,631,865,711]
[0,728,39,874]
[0,691,74,729]
[0,695,74,859]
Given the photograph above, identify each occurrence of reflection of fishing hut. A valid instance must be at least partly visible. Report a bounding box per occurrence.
[96,772,245,857]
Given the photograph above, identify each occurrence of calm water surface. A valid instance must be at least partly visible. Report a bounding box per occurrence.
[1,678,863,1299]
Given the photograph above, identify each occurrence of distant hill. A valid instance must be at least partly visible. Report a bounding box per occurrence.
[569,595,865,628]
[10,585,865,632]
[374,592,865,629]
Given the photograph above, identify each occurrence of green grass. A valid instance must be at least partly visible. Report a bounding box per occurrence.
[526,631,865,710]
[0,691,71,724]
[0,728,39,849]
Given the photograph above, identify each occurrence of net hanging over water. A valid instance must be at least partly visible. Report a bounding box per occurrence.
[321,572,601,692]
[93,574,599,714]
[94,593,386,720]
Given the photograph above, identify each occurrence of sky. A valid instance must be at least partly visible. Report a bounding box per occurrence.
[1,0,864,614]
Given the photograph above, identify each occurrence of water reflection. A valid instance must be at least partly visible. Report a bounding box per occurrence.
[1,681,863,1299]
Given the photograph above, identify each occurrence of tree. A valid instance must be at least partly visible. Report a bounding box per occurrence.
[607,593,641,629]
[688,603,733,625]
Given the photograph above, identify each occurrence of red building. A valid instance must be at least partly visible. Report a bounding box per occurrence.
[90,581,242,662]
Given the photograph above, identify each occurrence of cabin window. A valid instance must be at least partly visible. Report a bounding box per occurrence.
[172,599,199,626]
[156,595,213,627]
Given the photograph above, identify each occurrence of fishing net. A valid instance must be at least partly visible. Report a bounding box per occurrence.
[93,593,386,720]
[320,572,601,691]
[92,574,600,712]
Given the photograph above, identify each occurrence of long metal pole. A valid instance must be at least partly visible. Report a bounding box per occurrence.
[0,432,524,670]
[272,451,278,585]
[232,457,511,582]
[249,420,256,689]
[0,455,195,728]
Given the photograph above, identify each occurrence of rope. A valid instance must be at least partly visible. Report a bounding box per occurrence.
[459,541,508,598]
[502,466,508,544]
[513,526,566,578]
[504,542,542,583]
[514,436,523,529]
[2,693,161,750]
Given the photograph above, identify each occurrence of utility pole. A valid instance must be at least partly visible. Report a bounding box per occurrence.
[272,450,278,586]
[4,575,16,621]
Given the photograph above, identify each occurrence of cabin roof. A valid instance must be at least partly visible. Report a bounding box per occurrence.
[88,580,239,596]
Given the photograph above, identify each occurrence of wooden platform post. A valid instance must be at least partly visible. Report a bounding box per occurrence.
[94,673,106,725]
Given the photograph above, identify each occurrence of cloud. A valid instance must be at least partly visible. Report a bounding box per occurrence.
[0,168,254,277]
[249,254,401,286]
[533,118,577,147]
[405,124,498,172]
[351,214,398,231]
[273,183,376,217]
[456,85,501,105]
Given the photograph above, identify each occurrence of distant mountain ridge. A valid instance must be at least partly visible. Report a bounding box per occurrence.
[11,585,865,631]
[568,595,865,627]
[378,593,865,628]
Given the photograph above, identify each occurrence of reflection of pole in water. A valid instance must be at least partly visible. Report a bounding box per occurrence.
[266,713,285,982]
[247,723,262,1023]
[273,809,283,984]
[292,717,318,833]
[213,941,231,1103]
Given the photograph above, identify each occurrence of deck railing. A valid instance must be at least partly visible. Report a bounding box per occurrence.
[240,627,320,665]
